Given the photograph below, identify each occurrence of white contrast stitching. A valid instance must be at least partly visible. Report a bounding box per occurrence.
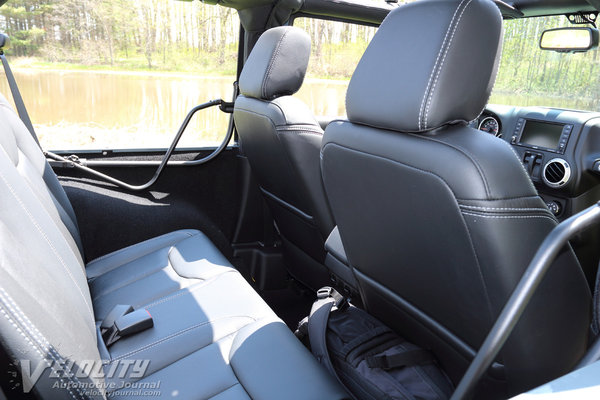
[460,205,550,212]
[461,211,557,223]
[424,0,474,129]
[262,29,290,99]
[206,382,242,400]
[418,0,469,130]
[0,289,84,400]
[0,169,93,317]
[87,230,196,272]
[0,289,92,398]
[110,316,256,361]
[144,271,236,309]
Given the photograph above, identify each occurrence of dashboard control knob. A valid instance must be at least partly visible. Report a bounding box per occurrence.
[546,201,561,216]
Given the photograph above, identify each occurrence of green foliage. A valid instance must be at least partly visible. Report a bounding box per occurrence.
[295,17,376,80]
[0,0,239,73]
[493,16,600,110]
[1,0,599,111]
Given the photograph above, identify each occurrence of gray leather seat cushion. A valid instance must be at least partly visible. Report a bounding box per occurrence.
[89,229,346,399]
[0,88,347,398]
[87,229,235,320]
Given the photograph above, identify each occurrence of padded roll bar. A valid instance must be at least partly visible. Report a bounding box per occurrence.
[451,201,600,399]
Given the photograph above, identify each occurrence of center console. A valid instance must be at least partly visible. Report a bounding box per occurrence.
[509,118,577,214]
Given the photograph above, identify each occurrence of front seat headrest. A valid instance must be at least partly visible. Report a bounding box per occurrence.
[346,0,503,133]
[239,26,311,100]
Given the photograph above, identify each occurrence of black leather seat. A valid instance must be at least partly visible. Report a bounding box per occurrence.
[234,27,335,290]
[320,0,591,397]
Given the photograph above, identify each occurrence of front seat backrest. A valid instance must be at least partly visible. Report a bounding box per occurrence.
[234,26,335,290]
[320,0,591,397]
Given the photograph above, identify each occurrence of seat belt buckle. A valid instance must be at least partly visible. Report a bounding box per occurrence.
[100,304,134,334]
[316,286,349,311]
[103,308,153,348]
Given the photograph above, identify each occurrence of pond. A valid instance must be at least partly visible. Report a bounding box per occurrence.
[0,70,593,150]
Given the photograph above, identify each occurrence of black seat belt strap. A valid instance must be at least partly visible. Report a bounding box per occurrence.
[307,287,354,398]
[0,34,40,147]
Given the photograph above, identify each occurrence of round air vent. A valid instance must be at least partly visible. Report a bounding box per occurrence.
[543,158,571,188]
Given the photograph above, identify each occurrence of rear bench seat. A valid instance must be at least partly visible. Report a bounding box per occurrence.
[0,89,347,399]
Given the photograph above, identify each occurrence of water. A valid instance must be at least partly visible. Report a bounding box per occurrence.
[0,70,593,150]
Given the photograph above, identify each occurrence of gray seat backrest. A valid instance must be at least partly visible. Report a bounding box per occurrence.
[0,93,102,398]
[0,95,83,259]
[234,27,335,289]
[320,0,591,397]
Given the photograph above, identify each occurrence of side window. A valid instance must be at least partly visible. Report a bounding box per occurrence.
[0,0,239,150]
[293,17,377,117]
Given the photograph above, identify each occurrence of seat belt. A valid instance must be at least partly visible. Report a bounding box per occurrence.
[0,34,40,147]
[306,287,354,397]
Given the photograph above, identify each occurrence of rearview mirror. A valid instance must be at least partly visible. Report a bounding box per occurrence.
[540,27,599,53]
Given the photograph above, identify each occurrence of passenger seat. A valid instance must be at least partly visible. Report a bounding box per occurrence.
[234,27,335,291]
[0,90,347,398]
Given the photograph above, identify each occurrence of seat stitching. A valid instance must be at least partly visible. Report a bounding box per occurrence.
[418,0,469,130]
[0,167,93,317]
[91,260,199,303]
[407,133,491,197]
[107,333,240,394]
[455,212,496,330]
[278,131,323,137]
[206,382,243,400]
[144,271,237,309]
[1,289,92,394]
[87,231,197,276]
[461,211,557,223]
[457,194,542,202]
[498,137,538,193]
[0,289,86,400]
[424,0,474,129]
[459,205,551,212]
[322,142,496,325]
[277,125,323,131]
[110,315,256,362]
[0,307,82,400]
[89,230,194,264]
[262,29,290,99]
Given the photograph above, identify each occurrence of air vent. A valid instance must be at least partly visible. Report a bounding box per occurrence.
[543,158,571,188]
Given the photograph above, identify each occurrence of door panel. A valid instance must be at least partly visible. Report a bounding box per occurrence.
[52,148,241,262]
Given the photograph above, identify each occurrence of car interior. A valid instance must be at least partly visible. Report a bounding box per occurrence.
[2,0,600,399]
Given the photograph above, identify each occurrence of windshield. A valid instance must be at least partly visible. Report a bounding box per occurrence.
[490,15,600,112]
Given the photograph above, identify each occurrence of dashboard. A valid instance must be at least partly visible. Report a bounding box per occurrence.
[471,106,600,281]
[471,105,600,221]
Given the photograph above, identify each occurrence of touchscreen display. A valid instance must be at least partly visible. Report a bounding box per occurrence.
[519,121,564,149]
